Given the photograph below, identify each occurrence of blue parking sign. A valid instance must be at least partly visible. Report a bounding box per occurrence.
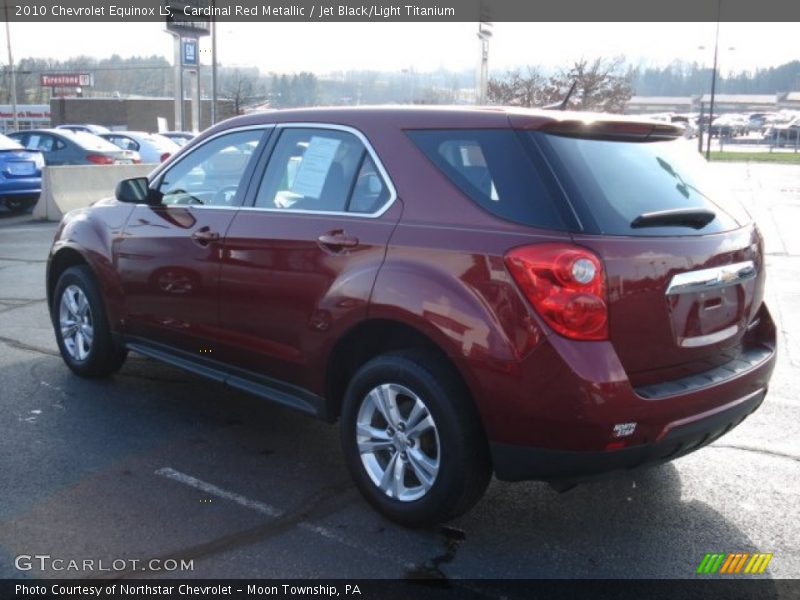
[182,39,198,66]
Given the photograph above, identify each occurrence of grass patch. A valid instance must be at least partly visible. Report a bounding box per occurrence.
[709,151,800,163]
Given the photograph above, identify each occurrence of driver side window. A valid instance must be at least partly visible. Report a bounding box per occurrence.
[158,129,264,207]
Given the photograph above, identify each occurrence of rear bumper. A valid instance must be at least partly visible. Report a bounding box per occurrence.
[492,388,766,482]
[0,179,41,198]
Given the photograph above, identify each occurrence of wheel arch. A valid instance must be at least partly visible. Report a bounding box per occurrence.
[47,245,92,313]
[323,317,484,424]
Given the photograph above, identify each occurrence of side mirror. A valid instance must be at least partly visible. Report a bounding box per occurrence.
[115,177,161,205]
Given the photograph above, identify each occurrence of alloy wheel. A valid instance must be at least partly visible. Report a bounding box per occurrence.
[59,284,94,361]
[356,383,441,502]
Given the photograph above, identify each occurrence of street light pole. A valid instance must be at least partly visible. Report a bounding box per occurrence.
[706,0,722,160]
[3,2,19,131]
[476,1,492,105]
[211,1,218,125]
[477,21,492,104]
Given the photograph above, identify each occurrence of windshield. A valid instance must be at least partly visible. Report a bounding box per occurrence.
[533,133,751,236]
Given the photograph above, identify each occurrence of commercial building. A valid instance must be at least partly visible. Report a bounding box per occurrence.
[626,92,800,115]
[48,97,236,132]
[0,104,51,133]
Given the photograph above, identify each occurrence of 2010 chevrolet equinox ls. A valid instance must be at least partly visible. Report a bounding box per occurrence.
[47,107,776,525]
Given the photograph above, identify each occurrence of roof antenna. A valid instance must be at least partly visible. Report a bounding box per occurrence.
[543,80,578,111]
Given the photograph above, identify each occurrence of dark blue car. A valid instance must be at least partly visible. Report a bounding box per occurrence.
[0,133,43,213]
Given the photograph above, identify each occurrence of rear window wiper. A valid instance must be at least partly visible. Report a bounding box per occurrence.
[630,208,716,230]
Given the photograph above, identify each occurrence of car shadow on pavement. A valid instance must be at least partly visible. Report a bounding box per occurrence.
[0,351,779,582]
[453,463,770,579]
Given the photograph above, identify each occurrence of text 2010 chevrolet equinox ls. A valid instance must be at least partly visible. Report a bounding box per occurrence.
[47,107,776,525]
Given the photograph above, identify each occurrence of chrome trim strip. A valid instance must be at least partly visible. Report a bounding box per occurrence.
[665,261,756,296]
[148,122,398,220]
[679,324,739,348]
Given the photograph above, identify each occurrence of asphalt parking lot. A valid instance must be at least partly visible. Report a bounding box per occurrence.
[0,162,798,581]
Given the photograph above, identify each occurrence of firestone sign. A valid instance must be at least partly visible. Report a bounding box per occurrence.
[40,73,93,87]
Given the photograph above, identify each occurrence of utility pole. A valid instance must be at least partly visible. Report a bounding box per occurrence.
[211,11,218,125]
[3,2,19,131]
[706,0,721,160]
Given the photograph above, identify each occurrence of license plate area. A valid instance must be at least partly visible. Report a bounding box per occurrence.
[5,161,35,176]
[666,261,756,348]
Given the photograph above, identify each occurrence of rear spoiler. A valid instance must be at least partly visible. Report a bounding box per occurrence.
[538,120,683,142]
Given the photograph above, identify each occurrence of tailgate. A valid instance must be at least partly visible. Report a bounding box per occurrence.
[575,225,765,385]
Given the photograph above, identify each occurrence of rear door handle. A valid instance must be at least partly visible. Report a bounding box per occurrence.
[317,231,359,249]
[192,227,220,243]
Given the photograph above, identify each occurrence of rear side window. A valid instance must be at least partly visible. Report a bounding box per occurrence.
[406,129,567,230]
[533,133,750,236]
[106,135,139,151]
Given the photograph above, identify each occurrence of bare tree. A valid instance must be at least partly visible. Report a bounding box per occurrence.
[219,67,257,114]
[487,57,633,113]
[553,57,632,112]
[487,67,551,106]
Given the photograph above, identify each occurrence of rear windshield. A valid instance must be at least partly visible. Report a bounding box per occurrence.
[533,133,750,236]
[148,134,180,149]
[406,129,568,230]
[0,134,23,150]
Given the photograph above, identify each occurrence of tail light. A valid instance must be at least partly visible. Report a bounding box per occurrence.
[160,152,171,162]
[86,154,114,165]
[504,243,608,340]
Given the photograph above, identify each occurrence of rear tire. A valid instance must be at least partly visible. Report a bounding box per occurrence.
[52,265,127,378]
[340,350,491,527]
[4,197,36,213]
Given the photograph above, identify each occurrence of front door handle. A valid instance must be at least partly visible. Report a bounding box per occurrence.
[317,231,359,249]
[192,227,220,243]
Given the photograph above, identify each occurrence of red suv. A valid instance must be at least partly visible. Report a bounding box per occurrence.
[47,107,776,526]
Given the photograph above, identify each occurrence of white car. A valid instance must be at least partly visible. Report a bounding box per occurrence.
[160,131,195,147]
[99,131,180,164]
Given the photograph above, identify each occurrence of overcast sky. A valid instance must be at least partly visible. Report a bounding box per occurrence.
[3,22,798,74]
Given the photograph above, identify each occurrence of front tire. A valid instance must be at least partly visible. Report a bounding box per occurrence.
[52,265,127,378]
[340,350,491,526]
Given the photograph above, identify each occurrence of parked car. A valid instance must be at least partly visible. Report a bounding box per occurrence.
[56,124,111,135]
[0,133,44,212]
[99,131,180,164]
[710,114,748,137]
[669,114,698,138]
[8,129,140,166]
[746,112,773,133]
[159,131,195,147]
[764,117,800,145]
[47,107,776,526]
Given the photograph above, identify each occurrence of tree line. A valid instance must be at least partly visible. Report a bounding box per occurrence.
[630,60,800,96]
[2,54,799,114]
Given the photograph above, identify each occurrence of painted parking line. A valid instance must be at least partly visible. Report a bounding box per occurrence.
[156,467,282,517]
[154,468,504,597]
[154,466,415,570]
